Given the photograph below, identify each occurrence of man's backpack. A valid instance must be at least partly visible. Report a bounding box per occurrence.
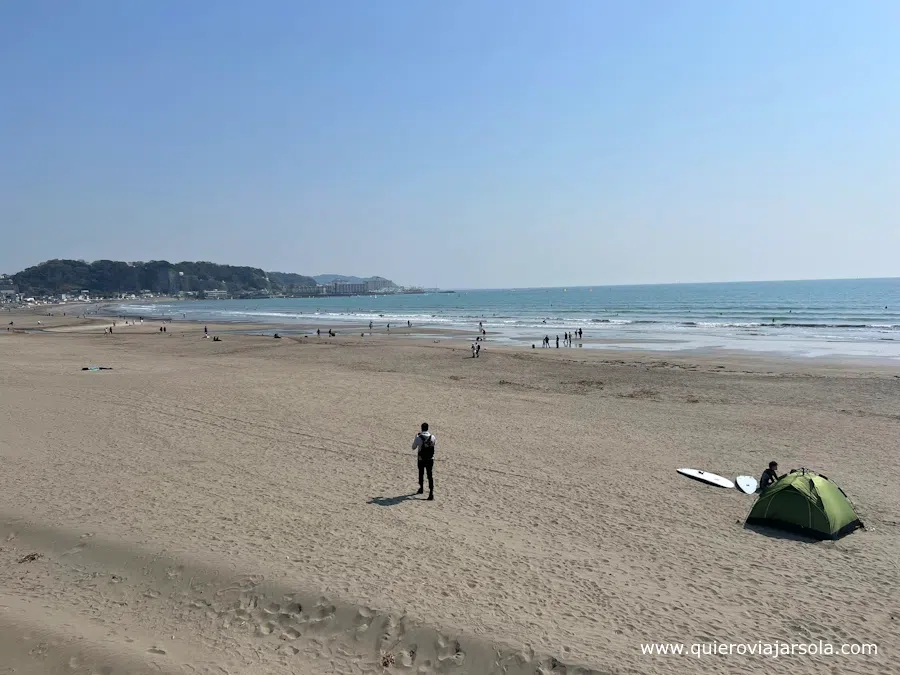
[418,433,435,461]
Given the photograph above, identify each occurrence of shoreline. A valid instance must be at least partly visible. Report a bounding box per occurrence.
[95,298,900,363]
[4,304,899,370]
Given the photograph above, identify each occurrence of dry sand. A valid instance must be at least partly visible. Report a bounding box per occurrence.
[1,309,899,674]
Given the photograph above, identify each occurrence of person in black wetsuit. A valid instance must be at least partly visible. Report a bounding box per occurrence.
[759,461,782,490]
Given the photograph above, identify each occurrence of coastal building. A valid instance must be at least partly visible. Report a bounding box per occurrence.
[365,278,394,292]
[331,281,367,295]
[206,290,229,300]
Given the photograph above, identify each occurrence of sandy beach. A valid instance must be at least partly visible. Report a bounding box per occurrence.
[1,308,898,674]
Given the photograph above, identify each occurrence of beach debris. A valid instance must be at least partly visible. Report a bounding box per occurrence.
[17,552,43,564]
[81,366,113,371]
[381,651,395,667]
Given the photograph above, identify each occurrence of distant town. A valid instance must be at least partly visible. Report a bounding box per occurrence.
[0,260,445,307]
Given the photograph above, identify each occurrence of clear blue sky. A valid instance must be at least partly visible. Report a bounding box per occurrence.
[2,1,898,288]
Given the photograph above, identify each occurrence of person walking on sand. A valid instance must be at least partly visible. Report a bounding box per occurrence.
[412,423,435,500]
[472,343,476,358]
[476,343,481,358]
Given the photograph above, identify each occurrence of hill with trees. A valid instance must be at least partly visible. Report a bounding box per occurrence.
[12,259,318,297]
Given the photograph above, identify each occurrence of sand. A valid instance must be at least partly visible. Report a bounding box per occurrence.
[1,308,898,674]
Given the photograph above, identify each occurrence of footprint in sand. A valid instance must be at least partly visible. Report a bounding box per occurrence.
[281,627,301,640]
[165,566,184,580]
[400,645,417,667]
[257,621,276,636]
[147,647,167,655]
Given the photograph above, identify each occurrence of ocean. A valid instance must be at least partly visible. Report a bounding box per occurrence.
[110,278,900,360]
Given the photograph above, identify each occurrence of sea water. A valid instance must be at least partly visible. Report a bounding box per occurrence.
[110,278,900,360]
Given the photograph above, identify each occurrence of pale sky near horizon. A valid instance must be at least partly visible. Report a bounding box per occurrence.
[2,1,898,289]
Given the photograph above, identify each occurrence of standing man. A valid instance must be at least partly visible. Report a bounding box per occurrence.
[412,422,436,500]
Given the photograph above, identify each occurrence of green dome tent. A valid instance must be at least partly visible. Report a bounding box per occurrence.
[746,469,862,540]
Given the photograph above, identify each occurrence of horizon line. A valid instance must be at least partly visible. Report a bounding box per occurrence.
[444,276,900,292]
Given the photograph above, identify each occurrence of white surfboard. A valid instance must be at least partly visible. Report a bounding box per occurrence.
[735,475,758,494]
[677,468,735,489]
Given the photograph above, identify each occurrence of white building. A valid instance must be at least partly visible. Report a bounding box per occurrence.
[331,281,367,295]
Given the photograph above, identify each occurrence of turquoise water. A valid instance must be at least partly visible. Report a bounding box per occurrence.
[112,278,900,359]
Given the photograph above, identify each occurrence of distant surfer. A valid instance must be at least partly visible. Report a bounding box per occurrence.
[759,461,782,490]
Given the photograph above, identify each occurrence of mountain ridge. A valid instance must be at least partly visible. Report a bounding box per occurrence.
[7,259,399,297]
